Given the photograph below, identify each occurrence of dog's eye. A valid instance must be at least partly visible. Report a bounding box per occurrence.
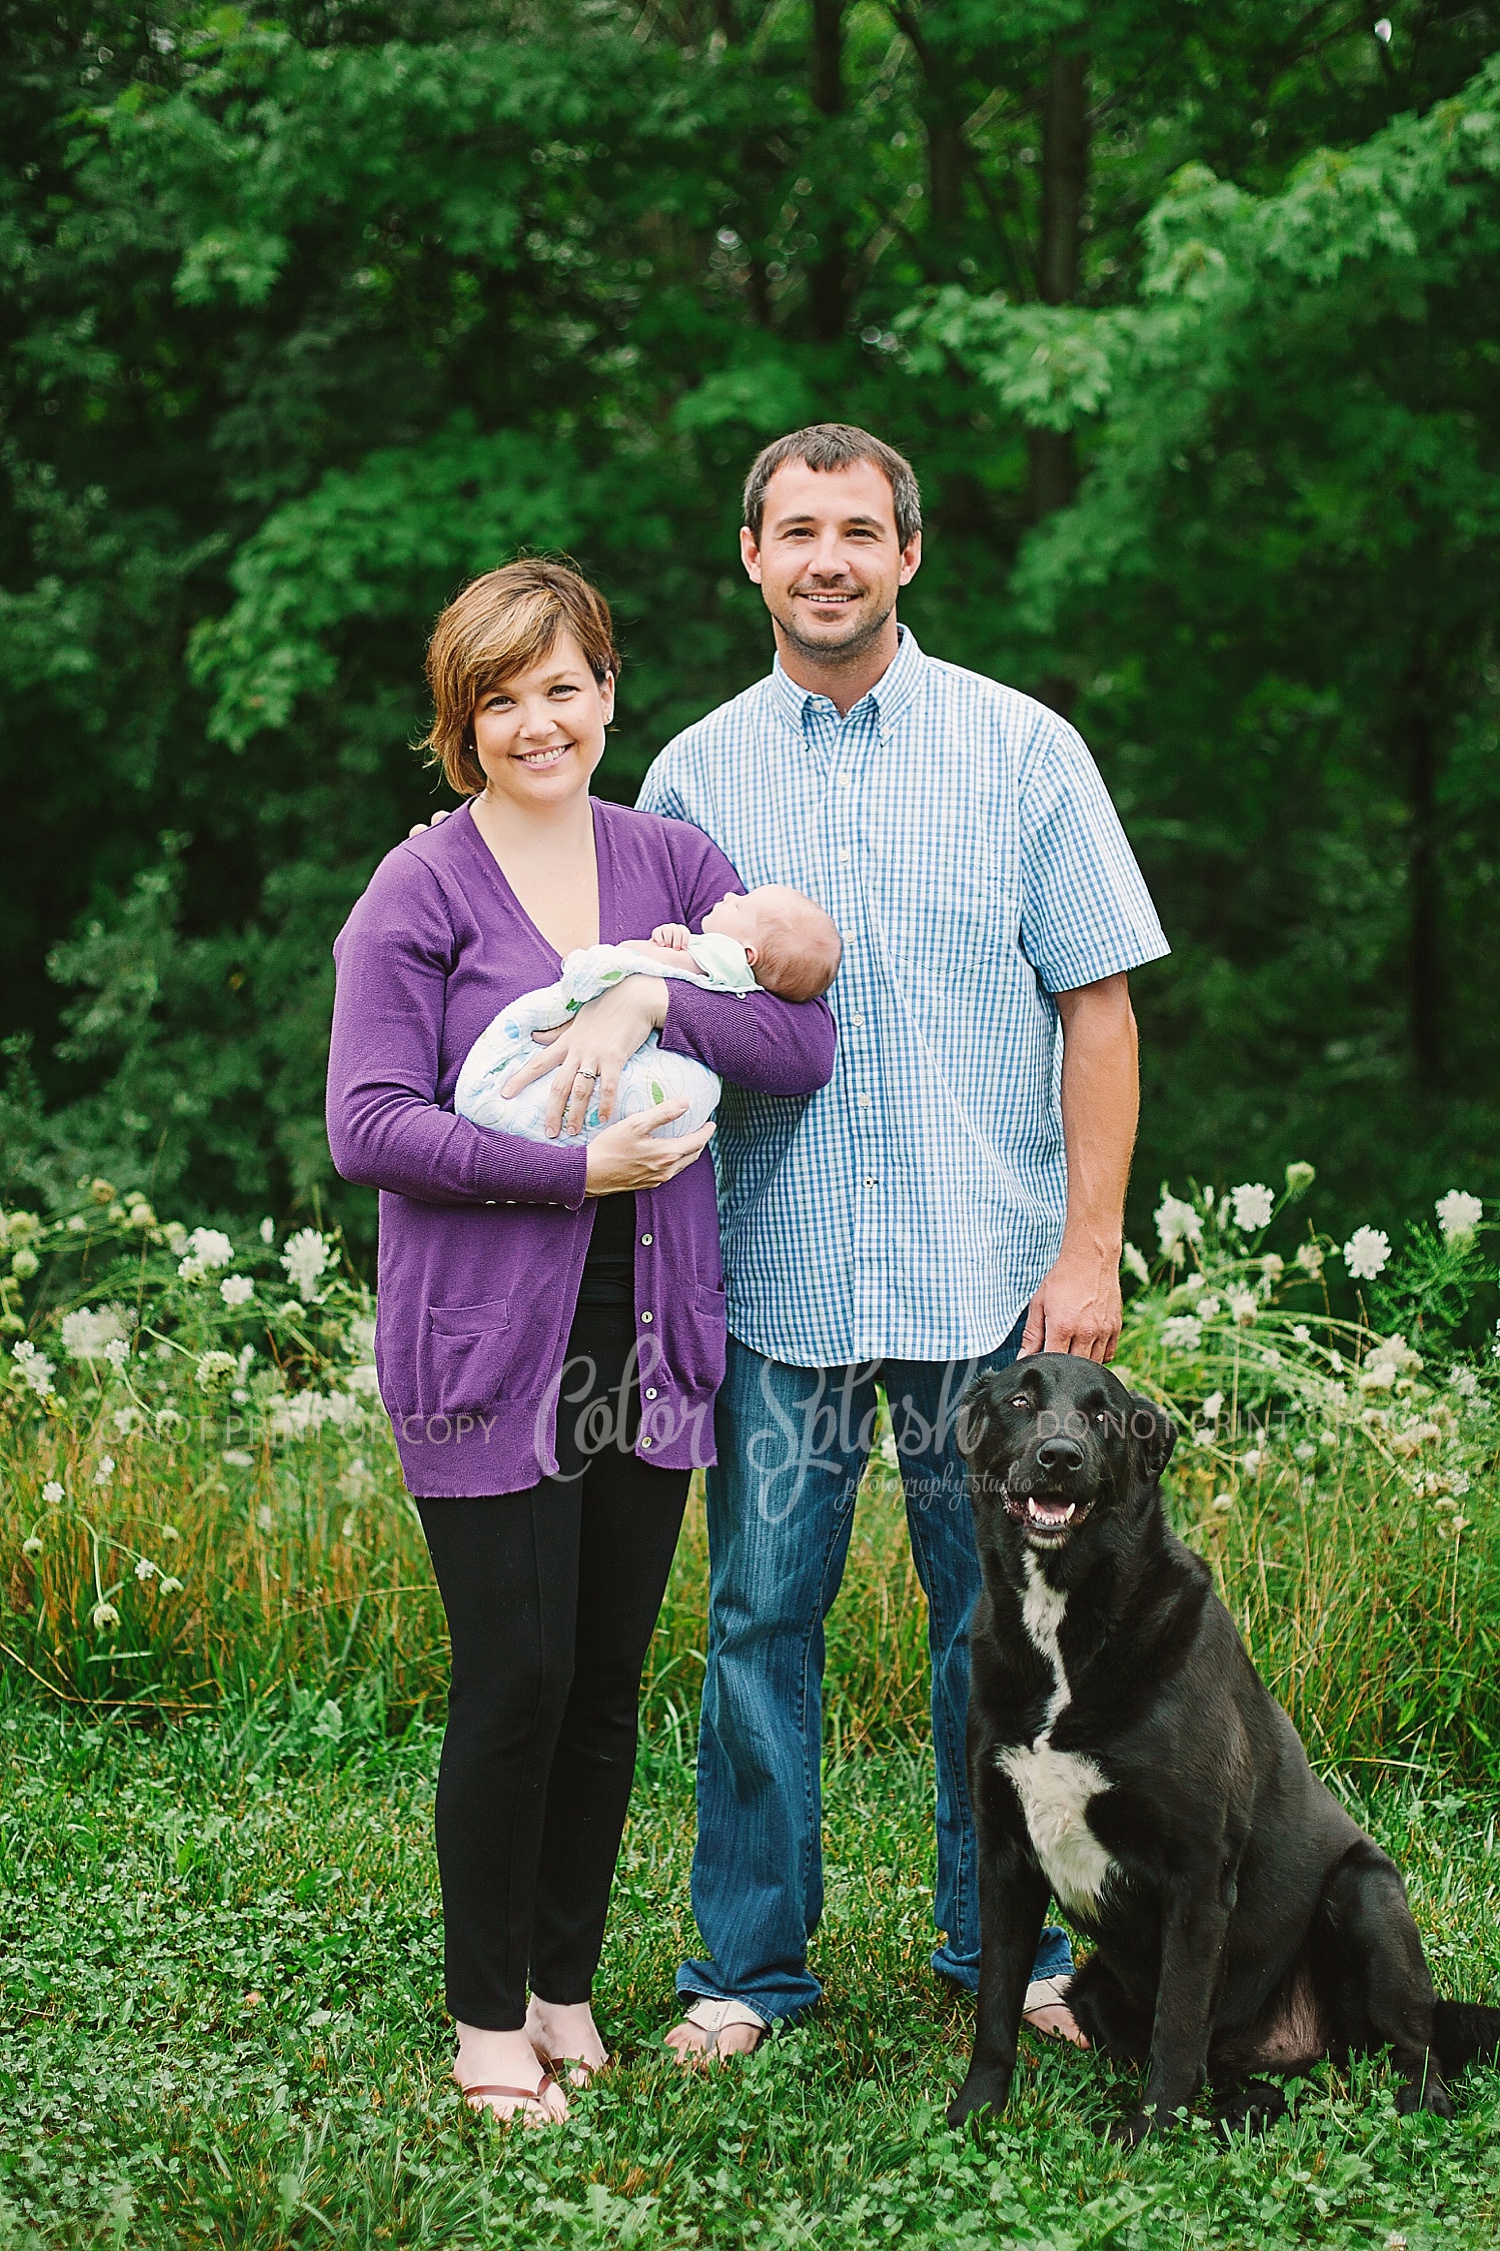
[1009,1396,1031,1412]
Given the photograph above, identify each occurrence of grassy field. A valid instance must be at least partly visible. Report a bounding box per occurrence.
[3,1693,1499,2251]
[5,1180,1500,2242]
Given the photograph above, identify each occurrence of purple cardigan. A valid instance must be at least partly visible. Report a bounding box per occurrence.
[327,799,836,1497]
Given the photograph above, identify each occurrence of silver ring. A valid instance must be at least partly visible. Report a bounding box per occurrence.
[574,1066,600,1080]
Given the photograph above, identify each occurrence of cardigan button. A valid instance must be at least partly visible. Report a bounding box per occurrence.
[640,1309,653,1323]
[640,1436,653,1450]
[645,1387,658,1400]
[640,1232,653,1245]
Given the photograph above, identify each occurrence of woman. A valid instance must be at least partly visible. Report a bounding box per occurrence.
[326,561,836,2124]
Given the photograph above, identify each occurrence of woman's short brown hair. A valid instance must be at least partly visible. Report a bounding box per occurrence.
[421,559,620,796]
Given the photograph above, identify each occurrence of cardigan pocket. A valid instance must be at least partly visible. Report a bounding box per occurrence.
[670,1281,727,1395]
[425,1297,512,1416]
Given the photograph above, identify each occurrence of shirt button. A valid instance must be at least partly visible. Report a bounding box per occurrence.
[838,848,851,862]
[645,1387,658,1400]
[641,1310,654,1323]
[850,1014,864,1029]
[837,772,852,786]
[640,1232,653,1245]
[864,1178,878,1189]
[857,1093,872,1109]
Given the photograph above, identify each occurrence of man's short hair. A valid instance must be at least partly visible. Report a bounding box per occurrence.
[742,424,922,548]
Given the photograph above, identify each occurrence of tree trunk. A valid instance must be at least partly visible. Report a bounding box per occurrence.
[1406,688,1442,1081]
[809,0,846,341]
[1027,46,1088,524]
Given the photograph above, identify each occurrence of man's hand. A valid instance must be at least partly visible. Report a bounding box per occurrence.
[500,978,670,1137]
[1022,1247,1123,1362]
[1021,972,1138,1365]
[651,922,692,950]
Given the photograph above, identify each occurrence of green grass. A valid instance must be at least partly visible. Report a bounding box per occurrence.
[3,1697,1499,2250]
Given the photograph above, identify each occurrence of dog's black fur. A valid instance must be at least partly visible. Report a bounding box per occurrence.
[950,1352,1500,2144]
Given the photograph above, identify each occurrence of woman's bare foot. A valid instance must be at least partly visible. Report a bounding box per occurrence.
[664,1996,768,2064]
[525,1997,609,2086]
[1022,1976,1090,2050]
[453,2021,569,2124]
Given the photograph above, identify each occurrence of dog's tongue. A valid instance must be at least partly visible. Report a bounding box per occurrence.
[1026,1496,1076,1527]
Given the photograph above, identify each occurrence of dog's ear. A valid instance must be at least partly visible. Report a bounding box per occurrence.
[956,1371,998,1461]
[1128,1396,1177,1484]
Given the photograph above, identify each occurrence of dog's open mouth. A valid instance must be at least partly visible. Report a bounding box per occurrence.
[1003,1491,1094,1543]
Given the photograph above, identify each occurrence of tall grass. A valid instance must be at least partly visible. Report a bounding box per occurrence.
[2,1166,1498,1776]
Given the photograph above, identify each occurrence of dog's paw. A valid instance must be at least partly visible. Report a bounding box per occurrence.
[1103,2109,1153,2148]
[1212,2079,1287,2139]
[1395,2075,1455,2121]
[947,2073,1011,2131]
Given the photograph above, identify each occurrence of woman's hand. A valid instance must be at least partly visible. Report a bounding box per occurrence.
[584,1106,715,1194]
[500,978,670,1138]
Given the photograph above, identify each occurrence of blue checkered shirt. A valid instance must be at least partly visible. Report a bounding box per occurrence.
[637,627,1169,1368]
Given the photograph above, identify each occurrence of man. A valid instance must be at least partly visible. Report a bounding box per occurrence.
[635,424,1170,2060]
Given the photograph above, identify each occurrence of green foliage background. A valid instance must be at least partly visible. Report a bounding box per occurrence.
[3,0,1499,1244]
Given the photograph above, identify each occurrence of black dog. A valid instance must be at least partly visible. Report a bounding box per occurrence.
[949,1351,1500,2143]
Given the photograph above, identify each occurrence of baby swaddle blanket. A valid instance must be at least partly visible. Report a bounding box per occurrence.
[454,938,753,1146]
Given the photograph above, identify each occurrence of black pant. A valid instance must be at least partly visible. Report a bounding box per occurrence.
[417,1285,689,2030]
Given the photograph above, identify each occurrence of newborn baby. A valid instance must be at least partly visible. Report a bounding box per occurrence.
[455,885,842,1145]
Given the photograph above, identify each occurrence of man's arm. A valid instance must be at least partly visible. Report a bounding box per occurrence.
[1022,971,1138,1362]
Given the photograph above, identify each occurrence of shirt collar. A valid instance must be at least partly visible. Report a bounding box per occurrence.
[767,622,928,734]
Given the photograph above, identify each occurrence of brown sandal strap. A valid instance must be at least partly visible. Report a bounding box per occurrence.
[459,2071,557,2106]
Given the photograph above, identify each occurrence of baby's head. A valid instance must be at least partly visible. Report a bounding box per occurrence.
[703,886,843,1002]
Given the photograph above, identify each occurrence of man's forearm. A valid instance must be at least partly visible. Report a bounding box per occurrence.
[1023,971,1138,1361]
[1055,972,1139,1259]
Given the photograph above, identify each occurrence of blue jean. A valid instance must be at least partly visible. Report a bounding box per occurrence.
[678,1324,1072,2024]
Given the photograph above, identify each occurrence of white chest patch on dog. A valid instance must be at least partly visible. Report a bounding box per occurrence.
[995,1556,1117,1917]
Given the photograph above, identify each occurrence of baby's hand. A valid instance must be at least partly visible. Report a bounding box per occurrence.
[651,922,693,950]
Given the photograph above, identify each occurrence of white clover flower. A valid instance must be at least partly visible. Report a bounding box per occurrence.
[60,1306,131,1362]
[1155,1195,1203,1256]
[222,1448,253,1468]
[281,1227,332,1302]
[1291,1323,1312,1343]
[111,1407,138,1434]
[104,1335,130,1371]
[1260,1253,1284,1281]
[1210,1493,1234,1514]
[341,1513,358,1539]
[1229,1291,1259,1324]
[1202,1391,1225,1421]
[22,1534,42,1557]
[154,1406,184,1434]
[256,1504,274,1532]
[134,1557,157,1582]
[11,1340,56,1397]
[158,1574,184,1594]
[93,1455,115,1484]
[1435,1190,1483,1242]
[91,1599,120,1630]
[1240,1449,1264,1476]
[161,1524,180,1541]
[1162,1315,1203,1352]
[188,1227,234,1270]
[1295,1242,1324,1276]
[195,1350,238,1391]
[1295,1442,1317,1463]
[1448,1364,1479,1399]
[1230,1183,1275,1232]
[42,1480,63,1504]
[259,1217,276,1245]
[220,1274,255,1308]
[1121,1242,1150,1284]
[1343,1227,1390,1282]
[177,1256,205,1283]
[1197,1295,1222,1319]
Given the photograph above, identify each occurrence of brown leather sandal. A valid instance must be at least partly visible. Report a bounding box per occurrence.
[457,2069,560,2121]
